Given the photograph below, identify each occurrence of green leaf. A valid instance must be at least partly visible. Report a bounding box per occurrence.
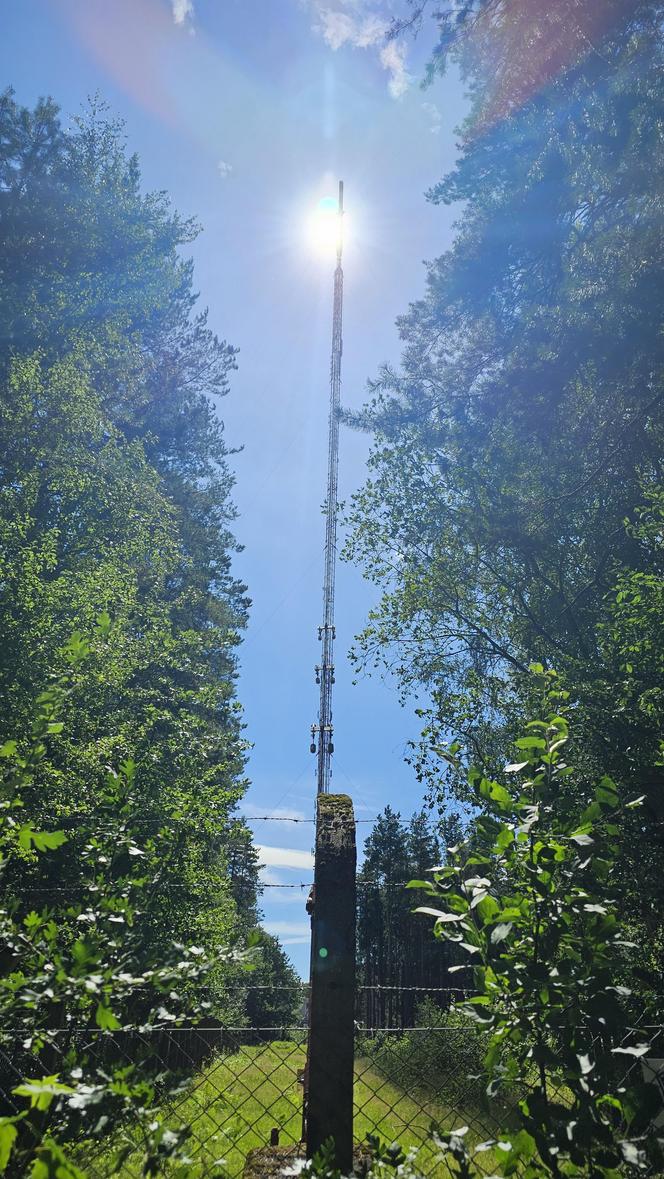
[570,830,593,846]
[597,1095,623,1115]
[612,1043,650,1057]
[491,922,513,944]
[30,1139,86,1178]
[495,827,514,852]
[18,829,67,853]
[579,801,602,824]
[479,779,512,809]
[96,610,112,635]
[596,777,619,808]
[515,737,546,750]
[414,906,465,923]
[95,1003,122,1031]
[13,1077,74,1111]
[476,895,500,925]
[434,746,461,767]
[0,741,17,759]
[0,1120,19,1171]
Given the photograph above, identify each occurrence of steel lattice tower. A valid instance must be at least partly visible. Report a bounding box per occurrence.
[310,180,344,794]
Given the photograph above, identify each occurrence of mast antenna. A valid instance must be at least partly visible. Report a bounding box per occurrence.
[310,180,344,794]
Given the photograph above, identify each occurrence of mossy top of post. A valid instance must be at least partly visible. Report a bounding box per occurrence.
[316,793,355,858]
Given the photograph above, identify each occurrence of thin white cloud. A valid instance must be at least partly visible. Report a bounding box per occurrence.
[380,38,411,98]
[263,912,312,945]
[171,0,194,24]
[355,13,390,48]
[318,9,356,49]
[258,864,310,900]
[422,100,442,134]
[218,160,233,179]
[318,9,388,50]
[263,920,311,938]
[244,803,307,822]
[256,845,314,870]
[308,2,410,98]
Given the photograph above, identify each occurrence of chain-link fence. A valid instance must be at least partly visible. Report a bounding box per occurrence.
[354,998,664,1176]
[2,996,662,1177]
[3,810,664,1175]
[1,1021,309,1178]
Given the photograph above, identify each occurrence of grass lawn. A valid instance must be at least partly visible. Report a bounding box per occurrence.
[84,1040,502,1178]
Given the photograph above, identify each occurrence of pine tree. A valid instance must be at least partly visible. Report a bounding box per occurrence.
[357,808,456,1028]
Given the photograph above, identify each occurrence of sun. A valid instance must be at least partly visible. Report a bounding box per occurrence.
[307,195,344,257]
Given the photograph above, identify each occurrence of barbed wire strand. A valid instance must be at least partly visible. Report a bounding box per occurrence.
[7,880,426,893]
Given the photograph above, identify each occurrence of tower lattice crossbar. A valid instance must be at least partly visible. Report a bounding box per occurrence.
[310,180,344,795]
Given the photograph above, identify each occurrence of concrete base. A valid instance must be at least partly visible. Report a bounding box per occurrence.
[244,1144,372,1178]
[244,1145,302,1178]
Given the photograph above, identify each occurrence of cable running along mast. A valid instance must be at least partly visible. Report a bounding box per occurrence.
[310,181,344,794]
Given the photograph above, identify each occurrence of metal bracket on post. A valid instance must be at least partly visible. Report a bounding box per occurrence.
[305,793,356,1171]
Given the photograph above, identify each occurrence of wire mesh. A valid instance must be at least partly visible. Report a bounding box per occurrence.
[355,1011,664,1176]
[354,989,502,1177]
[4,775,664,1179]
[2,1002,663,1177]
[1,1024,309,1179]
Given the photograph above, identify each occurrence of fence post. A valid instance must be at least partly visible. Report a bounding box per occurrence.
[305,793,356,1171]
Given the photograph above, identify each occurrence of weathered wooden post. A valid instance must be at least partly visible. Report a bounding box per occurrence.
[305,793,356,1171]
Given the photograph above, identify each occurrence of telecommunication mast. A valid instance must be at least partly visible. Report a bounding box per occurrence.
[310,180,344,794]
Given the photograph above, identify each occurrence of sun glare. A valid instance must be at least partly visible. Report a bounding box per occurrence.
[307,195,345,257]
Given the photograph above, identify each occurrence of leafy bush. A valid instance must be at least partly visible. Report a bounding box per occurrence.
[360,999,487,1109]
[303,668,664,1177]
[409,666,664,1176]
[0,633,250,1177]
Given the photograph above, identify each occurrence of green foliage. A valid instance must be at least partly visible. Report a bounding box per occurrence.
[0,87,289,1171]
[0,645,252,1177]
[294,1136,413,1179]
[358,809,456,1028]
[303,674,664,1178]
[0,90,259,1014]
[344,0,664,996]
[244,932,303,1032]
[360,1000,487,1110]
[410,668,664,1175]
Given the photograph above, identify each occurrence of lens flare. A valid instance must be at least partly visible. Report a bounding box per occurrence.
[307,195,344,257]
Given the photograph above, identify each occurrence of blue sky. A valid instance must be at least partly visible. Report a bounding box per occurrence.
[2,0,464,975]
